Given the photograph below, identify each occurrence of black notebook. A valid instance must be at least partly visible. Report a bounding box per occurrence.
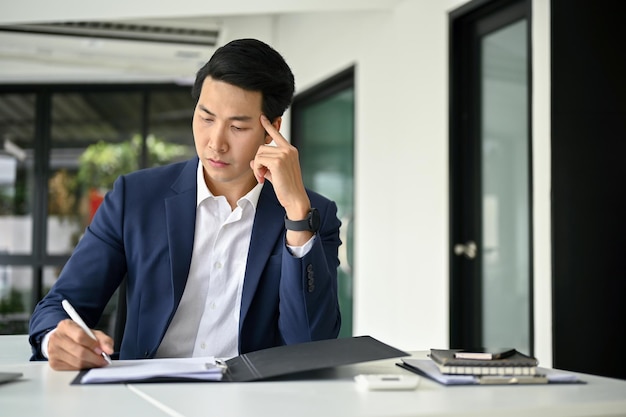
[429,348,539,375]
[73,336,409,384]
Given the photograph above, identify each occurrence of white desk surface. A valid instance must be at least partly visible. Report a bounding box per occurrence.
[2,334,626,417]
[0,333,31,364]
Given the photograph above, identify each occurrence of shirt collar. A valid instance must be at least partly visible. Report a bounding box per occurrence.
[196,160,263,209]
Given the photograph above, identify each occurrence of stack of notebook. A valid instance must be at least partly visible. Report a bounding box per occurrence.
[427,348,539,376]
[398,349,580,385]
[398,348,582,385]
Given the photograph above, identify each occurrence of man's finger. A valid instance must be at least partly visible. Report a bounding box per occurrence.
[260,115,289,146]
[250,159,268,183]
[94,330,115,355]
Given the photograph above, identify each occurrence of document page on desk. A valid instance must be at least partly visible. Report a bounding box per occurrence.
[79,357,224,384]
[399,359,583,385]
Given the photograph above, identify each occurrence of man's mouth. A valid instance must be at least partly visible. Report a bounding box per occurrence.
[208,158,229,168]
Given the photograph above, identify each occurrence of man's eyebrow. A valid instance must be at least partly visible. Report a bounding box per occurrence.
[197,105,253,122]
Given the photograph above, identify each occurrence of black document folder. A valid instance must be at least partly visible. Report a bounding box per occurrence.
[73,336,409,384]
[224,335,409,382]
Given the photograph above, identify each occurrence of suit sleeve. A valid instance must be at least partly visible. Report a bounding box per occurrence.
[277,197,342,343]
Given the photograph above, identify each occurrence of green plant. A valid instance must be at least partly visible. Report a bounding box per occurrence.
[76,134,188,191]
[0,288,25,314]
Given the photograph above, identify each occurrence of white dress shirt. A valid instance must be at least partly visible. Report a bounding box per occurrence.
[155,162,261,359]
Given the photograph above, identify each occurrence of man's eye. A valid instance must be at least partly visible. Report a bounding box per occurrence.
[232,126,245,131]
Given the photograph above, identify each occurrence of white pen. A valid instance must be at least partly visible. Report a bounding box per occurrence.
[61,299,112,365]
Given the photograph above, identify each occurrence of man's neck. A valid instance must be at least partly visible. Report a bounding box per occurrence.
[205,176,259,210]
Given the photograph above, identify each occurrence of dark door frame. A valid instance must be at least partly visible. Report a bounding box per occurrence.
[448,0,533,351]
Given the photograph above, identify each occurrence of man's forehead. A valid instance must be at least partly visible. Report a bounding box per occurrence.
[196,85,261,117]
[197,104,254,121]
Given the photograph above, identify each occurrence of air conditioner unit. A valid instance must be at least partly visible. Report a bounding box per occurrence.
[0,19,222,83]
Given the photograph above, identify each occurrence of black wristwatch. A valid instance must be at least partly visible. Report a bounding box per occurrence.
[285,208,320,232]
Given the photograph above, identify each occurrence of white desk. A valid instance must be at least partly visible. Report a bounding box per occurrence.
[2,335,626,417]
[0,333,31,364]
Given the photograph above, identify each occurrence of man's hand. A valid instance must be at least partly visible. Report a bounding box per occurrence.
[47,319,114,371]
[251,115,314,246]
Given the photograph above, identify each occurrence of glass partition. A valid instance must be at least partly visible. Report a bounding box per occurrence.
[0,85,193,334]
[293,73,355,337]
[481,19,530,352]
[0,94,36,256]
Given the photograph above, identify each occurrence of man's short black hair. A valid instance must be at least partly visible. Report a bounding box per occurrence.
[192,38,295,121]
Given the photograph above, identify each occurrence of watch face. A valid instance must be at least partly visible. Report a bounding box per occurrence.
[309,208,320,232]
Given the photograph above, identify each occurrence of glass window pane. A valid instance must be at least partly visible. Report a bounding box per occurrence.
[52,92,143,143]
[48,91,143,255]
[147,90,195,167]
[43,265,61,294]
[0,266,32,334]
[296,86,355,338]
[0,93,35,255]
[481,19,530,352]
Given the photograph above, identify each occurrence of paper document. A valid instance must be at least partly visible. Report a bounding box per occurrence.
[399,359,582,385]
[80,357,225,384]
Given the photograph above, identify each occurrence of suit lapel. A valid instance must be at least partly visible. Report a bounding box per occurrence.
[239,182,284,325]
[165,159,198,307]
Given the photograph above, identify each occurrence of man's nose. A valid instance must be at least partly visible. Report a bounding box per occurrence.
[208,125,228,153]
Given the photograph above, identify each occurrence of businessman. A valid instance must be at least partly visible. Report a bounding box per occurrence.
[29,38,342,371]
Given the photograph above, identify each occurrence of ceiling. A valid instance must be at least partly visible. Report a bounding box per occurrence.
[0,0,404,84]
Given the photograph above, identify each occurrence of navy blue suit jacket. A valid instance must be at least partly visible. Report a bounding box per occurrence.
[29,158,341,360]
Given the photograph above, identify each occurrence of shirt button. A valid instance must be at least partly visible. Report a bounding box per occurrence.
[200,343,206,349]
[215,261,222,269]
[210,302,216,310]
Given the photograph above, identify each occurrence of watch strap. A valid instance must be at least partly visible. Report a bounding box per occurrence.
[285,208,320,232]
